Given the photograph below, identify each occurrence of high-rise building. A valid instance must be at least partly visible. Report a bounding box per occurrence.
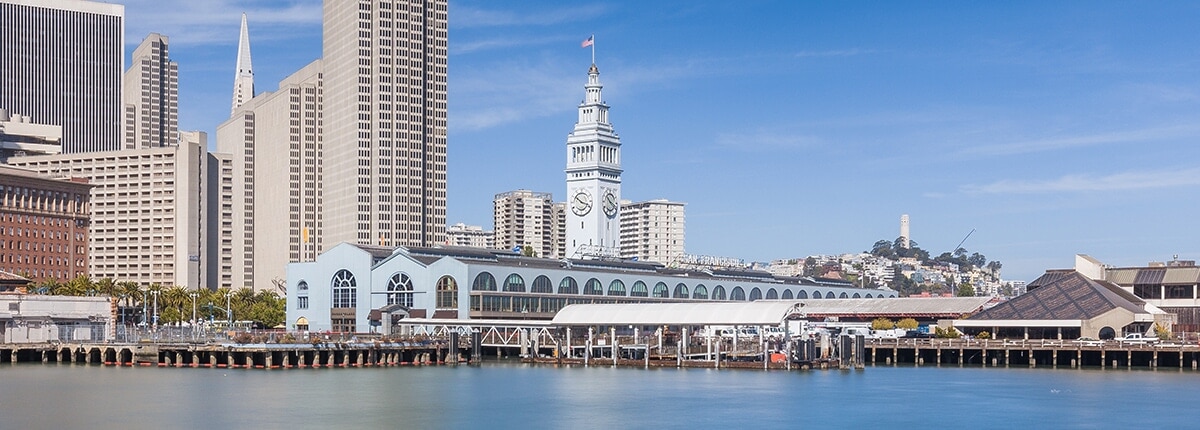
[202,151,234,291]
[0,109,62,162]
[8,142,206,289]
[565,64,622,258]
[230,13,254,115]
[900,214,910,249]
[493,190,556,258]
[446,223,493,249]
[619,199,685,264]
[218,60,323,291]
[0,165,93,282]
[123,33,179,149]
[0,0,124,153]
[321,0,448,251]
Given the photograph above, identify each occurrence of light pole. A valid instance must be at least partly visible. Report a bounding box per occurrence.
[151,289,160,329]
[225,291,233,325]
[190,292,198,325]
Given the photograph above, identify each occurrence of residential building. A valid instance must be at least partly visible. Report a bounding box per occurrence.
[217,60,323,291]
[0,165,92,281]
[493,190,555,258]
[619,199,684,264]
[446,223,493,249]
[0,0,124,153]
[0,109,62,162]
[123,33,178,149]
[321,0,448,251]
[8,142,205,289]
[565,64,622,258]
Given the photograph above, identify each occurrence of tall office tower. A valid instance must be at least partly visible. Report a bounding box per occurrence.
[123,33,179,149]
[230,13,254,115]
[565,64,622,258]
[619,199,686,264]
[218,60,323,291]
[202,152,234,291]
[900,214,910,249]
[0,0,124,153]
[9,141,205,289]
[493,190,556,258]
[321,0,448,251]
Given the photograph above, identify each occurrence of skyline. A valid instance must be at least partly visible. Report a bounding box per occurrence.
[121,1,1200,281]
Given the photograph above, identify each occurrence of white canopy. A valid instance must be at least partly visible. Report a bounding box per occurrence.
[551,302,805,326]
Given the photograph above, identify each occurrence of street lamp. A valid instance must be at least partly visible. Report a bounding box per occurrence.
[151,289,160,329]
[225,291,233,325]
[190,292,198,325]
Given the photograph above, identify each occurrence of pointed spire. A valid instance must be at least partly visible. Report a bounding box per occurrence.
[231,12,255,115]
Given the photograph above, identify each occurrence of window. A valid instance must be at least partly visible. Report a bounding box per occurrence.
[692,284,708,300]
[811,290,821,299]
[583,278,603,295]
[730,287,746,301]
[712,285,726,301]
[1166,285,1192,299]
[652,282,669,298]
[673,283,689,299]
[608,280,626,296]
[503,273,526,292]
[765,288,778,300]
[436,275,458,309]
[826,292,835,299]
[749,288,762,301]
[630,281,648,297]
[781,289,794,300]
[852,293,861,299]
[297,296,309,310]
[386,272,414,307]
[472,272,497,291]
[331,269,356,308]
[558,277,579,295]
[531,275,553,294]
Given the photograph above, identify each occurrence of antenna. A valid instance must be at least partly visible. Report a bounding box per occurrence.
[953,229,975,254]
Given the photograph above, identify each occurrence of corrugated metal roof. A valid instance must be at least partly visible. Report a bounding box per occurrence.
[1162,267,1200,284]
[552,302,805,326]
[1133,268,1166,285]
[1105,269,1138,285]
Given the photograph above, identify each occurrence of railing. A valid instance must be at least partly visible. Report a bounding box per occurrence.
[866,337,1200,349]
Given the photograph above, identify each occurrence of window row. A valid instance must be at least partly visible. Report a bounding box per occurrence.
[471,272,883,301]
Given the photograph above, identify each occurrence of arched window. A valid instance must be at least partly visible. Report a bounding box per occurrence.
[730,287,746,301]
[865,293,874,298]
[436,276,458,309]
[839,292,849,298]
[852,293,861,298]
[796,290,808,299]
[559,277,579,294]
[673,283,689,299]
[781,289,793,300]
[652,282,669,298]
[693,284,709,300]
[296,281,309,310]
[712,285,727,300]
[472,272,497,291]
[630,281,648,297]
[584,278,603,295]
[608,280,626,296]
[386,272,414,307]
[765,288,778,300]
[826,292,835,299]
[503,273,526,292]
[749,287,763,301]
[531,275,553,293]
[331,269,356,308]
[811,290,821,299]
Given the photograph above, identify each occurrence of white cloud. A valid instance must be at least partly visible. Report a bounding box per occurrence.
[962,168,1200,194]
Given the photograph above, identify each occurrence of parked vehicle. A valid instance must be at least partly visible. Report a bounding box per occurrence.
[1116,333,1157,345]
[1072,337,1103,347]
[902,330,934,339]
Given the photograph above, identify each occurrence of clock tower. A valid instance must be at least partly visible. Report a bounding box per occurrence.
[566,63,622,258]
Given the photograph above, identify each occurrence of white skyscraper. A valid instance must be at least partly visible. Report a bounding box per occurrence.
[123,33,179,149]
[321,0,448,250]
[565,64,622,258]
[230,13,254,115]
[0,0,124,153]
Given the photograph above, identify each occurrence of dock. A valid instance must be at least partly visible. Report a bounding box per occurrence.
[866,338,1200,369]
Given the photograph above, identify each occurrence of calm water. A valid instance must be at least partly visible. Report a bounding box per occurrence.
[2,362,1198,429]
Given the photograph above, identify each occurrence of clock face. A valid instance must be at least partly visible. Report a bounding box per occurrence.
[602,191,618,217]
[572,190,592,216]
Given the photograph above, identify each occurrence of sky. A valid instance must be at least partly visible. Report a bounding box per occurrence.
[121,1,1200,282]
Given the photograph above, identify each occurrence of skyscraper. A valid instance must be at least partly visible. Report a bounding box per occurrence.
[619,199,685,264]
[321,0,448,250]
[565,64,622,258]
[123,33,178,149]
[493,190,556,258]
[230,13,254,115]
[0,0,124,153]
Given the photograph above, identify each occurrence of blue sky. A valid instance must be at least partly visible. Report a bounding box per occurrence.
[123,1,1200,281]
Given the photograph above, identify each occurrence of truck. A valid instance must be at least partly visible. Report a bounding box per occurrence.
[1116,333,1158,345]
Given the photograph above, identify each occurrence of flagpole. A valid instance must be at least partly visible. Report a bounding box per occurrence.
[591,34,596,64]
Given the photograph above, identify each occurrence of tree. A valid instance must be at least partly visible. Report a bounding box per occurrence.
[986,260,1003,274]
[521,244,538,258]
[803,257,818,277]
[967,252,987,269]
[871,318,895,330]
[956,281,975,297]
[897,318,920,330]
[869,240,895,259]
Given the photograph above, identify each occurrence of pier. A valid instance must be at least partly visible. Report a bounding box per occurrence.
[866,338,1200,369]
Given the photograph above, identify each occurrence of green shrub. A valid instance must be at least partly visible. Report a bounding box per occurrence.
[896,318,920,330]
[871,318,895,330]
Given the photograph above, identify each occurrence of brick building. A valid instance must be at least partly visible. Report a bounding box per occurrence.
[0,165,92,281]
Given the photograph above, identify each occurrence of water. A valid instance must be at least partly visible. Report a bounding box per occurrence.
[2,362,1198,429]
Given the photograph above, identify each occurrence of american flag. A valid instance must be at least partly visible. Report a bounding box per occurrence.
[581,35,593,48]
